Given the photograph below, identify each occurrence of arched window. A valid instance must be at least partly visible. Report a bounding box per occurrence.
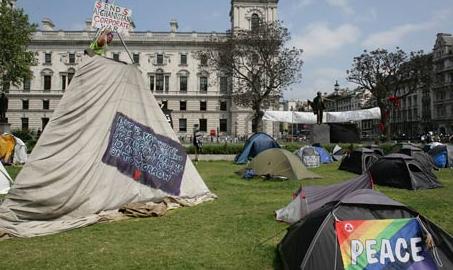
[251,13,260,32]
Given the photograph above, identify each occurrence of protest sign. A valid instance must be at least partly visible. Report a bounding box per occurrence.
[91,1,132,34]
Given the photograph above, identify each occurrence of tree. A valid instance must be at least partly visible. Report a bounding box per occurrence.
[0,1,36,91]
[346,48,431,140]
[199,21,303,132]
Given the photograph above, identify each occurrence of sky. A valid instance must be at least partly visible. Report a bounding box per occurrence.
[15,0,453,101]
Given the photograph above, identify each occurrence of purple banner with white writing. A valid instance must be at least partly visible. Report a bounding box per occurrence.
[102,112,186,195]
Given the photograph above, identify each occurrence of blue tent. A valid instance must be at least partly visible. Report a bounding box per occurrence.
[427,144,449,168]
[234,132,280,164]
[313,146,332,164]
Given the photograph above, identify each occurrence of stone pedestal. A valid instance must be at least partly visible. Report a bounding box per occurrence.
[310,124,330,145]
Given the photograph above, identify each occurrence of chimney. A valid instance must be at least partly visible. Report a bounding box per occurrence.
[41,17,55,31]
[170,19,178,32]
[85,19,92,31]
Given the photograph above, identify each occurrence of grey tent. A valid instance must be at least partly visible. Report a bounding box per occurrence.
[247,148,321,180]
[0,56,216,239]
[295,146,320,168]
[275,173,372,224]
[369,153,441,190]
[338,148,380,174]
[278,189,453,270]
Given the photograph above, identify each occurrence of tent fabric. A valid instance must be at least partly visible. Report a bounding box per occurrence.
[365,144,384,156]
[428,144,448,168]
[13,136,27,164]
[278,189,453,270]
[247,148,321,180]
[395,143,436,170]
[0,162,12,195]
[234,132,280,164]
[331,144,345,161]
[262,107,381,124]
[0,134,16,164]
[295,146,320,168]
[313,146,332,164]
[0,56,216,239]
[338,148,379,174]
[369,153,441,190]
[275,173,372,224]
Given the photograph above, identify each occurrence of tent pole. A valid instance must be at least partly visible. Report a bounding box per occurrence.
[117,32,134,63]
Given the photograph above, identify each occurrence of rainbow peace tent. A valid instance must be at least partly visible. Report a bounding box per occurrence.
[278,189,453,270]
[0,56,215,239]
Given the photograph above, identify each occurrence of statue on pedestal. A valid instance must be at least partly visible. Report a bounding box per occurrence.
[309,91,325,125]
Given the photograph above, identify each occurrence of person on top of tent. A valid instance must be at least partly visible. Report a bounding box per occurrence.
[86,29,113,56]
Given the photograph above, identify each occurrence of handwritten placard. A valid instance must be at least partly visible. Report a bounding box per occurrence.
[102,112,186,195]
[91,1,132,34]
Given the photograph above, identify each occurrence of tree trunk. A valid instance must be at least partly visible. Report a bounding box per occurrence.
[251,104,264,133]
[378,105,391,142]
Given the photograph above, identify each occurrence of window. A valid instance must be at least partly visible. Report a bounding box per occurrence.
[219,119,227,132]
[113,53,120,61]
[251,13,260,32]
[44,53,51,64]
[200,76,208,92]
[133,53,140,64]
[69,53,75,64]
[157,54,164,65]
[200,55,207,66]
[199,119,207,132]
[179,118,187,132]
[43,99,49,110]
[180,54,187,65]
[23,78,31,91]
[180,75,188,92]
[200,101,207,111]
[161,100,168,109]
[149,75,155,91]
[42,117,49,130]
[156,73,164,91]
[21,118,29,130]
[220,76,228,93]
[180,101,187,111]
[61,75,67,90]
[220,101,227,111]
[165,75,170,92]
[68,70,74,85]
[44,75,52,90]
[22,99,29,110]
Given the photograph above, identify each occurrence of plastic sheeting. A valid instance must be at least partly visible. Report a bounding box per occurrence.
[263,107,381,124]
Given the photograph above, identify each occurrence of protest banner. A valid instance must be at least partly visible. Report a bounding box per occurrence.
[91,1,132,34]
[336,218,437,270]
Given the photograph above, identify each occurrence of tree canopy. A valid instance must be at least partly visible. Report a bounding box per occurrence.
[200,21,303,132]
[0,2,36,91]
[346,48,432,139]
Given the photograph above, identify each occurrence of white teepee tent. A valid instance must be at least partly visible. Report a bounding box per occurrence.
[0,56,216,238]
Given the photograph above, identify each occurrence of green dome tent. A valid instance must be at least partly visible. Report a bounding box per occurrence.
[248,148,321,180]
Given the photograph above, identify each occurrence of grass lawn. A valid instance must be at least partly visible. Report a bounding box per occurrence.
[1,161,452,269]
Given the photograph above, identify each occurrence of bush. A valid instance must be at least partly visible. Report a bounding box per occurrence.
[11,129,34,142]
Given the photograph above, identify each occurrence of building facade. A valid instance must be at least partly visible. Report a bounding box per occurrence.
[431,33,453,134]
[6,0,279,139]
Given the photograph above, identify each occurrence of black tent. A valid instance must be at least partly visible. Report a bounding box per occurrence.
[278,189,453,270]
[338,148,379,174]
[369,153,441,190]
[365,144,384,156]
[394,144,436,170]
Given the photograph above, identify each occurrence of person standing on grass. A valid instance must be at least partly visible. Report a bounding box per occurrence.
[193,124,202,164]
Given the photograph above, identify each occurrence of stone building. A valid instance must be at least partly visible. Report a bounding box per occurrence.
[6,0,279,139]
[431,33,453,134]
